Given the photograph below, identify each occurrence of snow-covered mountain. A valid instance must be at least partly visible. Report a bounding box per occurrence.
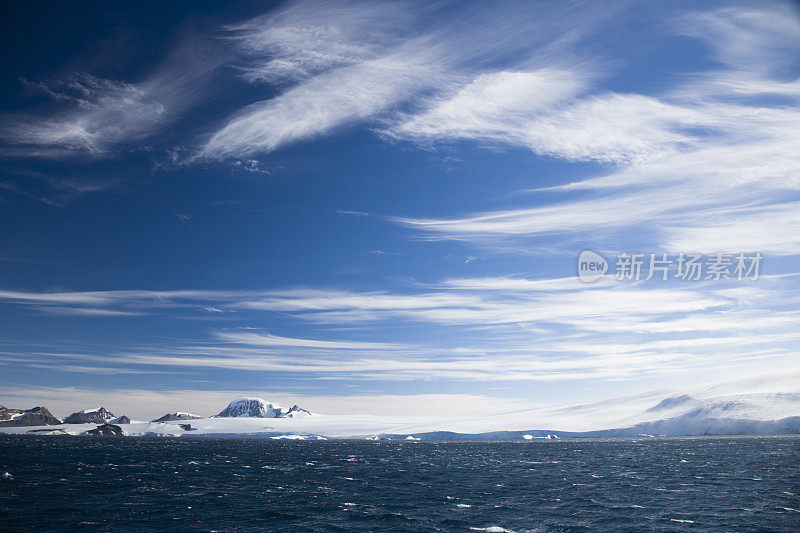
[282,404,313,418]
[0,406,60,427]
[505,370,800,435]
[1,371,798,438]
[396,370,800,438]
[63,407,115,424]
[216,398,312,418]
[151,412,202,422]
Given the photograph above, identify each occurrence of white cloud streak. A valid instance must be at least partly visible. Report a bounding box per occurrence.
[199,0,610,159]
[0,38,223,157]
[389,5,800,255]
[391,79,701,164]
[213,330,406,350]
[2,273,798,385]
[201,55,438,158]
[229,0,413,84]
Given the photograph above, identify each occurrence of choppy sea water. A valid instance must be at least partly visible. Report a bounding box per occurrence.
[1,435,798,532]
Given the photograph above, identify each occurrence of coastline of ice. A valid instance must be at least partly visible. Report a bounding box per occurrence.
[2,370,799,439]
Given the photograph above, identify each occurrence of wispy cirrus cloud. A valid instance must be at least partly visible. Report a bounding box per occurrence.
[200,54,439,159]
[9,327,797,385]
[198,0,612,159]
[1,273,798,385]
[0,37,223,158]
[678,4,800,75]
[0,288,251,306]
[0,0,619,162]
[4,0,796,173]
[2,74,167,156]
[212,330,406,350]
[199,0,428,158]
[230,285,728,328]
[33,307,145,317]
[228,0,413,85]
[389,6,800,255]
[388,76,700,165]
[0,276,794,335]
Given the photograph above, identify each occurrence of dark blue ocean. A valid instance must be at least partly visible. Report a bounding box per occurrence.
[1,435,798,532]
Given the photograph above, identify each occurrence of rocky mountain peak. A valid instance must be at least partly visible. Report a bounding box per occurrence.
[151,412,202,422]
[63,407,115,424]
[0,406,61,427]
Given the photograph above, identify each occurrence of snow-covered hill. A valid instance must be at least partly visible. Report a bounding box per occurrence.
[496,370,800,434]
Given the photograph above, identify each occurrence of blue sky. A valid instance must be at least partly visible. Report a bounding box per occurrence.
[1,0,799,418]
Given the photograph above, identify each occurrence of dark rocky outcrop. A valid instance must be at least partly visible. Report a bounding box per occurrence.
[83,424,125,437]
[27,428,68,435]
[179,424,196,431]
[0,406,61,427]
[151,412,201,422]
[109,416,131,424]
[64,407,115,424]
[0,406,24,421]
